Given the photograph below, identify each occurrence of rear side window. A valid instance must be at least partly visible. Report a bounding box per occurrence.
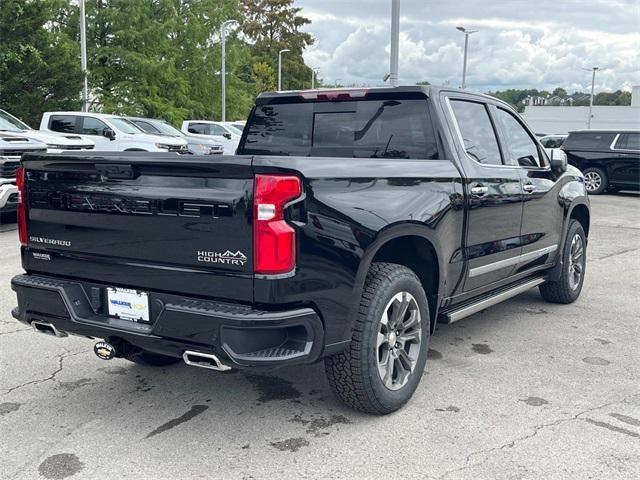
[241,99,438,159]
[49,115,76,133]
[449,100,502,165]
[564,132,617,150]
[188,123,209,134]
[616,133,640,151]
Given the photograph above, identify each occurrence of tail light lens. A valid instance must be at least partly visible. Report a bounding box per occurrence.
[253,174,302,275]
[16,167,27,245]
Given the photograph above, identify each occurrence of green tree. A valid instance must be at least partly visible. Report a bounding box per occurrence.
[241,0,314,90]
[0,0,82,126]
[552,87,567,97]
[251,62,276,95]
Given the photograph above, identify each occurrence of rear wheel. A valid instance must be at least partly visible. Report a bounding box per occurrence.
[324,263,430,415]
[583,167,607,195]
[539,220,586,304]
[124,351,181,366]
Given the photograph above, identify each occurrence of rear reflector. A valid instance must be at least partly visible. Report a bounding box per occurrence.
[299,89,368,101]
[16,167,27,245]
[253,175,302,275]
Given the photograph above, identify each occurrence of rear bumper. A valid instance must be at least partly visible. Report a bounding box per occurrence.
[11,274,324,368]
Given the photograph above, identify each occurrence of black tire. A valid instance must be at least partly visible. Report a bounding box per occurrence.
[124,351,181,366]
[582,167,608,195]
[539,220,587,304]
[324,263,430,415]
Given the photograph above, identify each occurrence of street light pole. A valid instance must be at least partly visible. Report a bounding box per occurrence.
[311,68,319,89]
[456,26,478,89]
[585,66,600,129]
[278,49,290,91]
[389,0,400,86]
[79,0,88,111]
[220,20,237,122]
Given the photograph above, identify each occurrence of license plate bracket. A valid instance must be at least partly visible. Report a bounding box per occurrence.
[107,287,149,322]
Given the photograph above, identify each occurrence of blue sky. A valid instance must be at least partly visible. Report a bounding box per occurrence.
[296,0,640,92]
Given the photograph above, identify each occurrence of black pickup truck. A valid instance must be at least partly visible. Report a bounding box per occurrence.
[11,86,590,414]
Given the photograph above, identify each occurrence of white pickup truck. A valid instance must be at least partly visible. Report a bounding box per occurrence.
[0,109,94,153]
[41,112,188,153]
[0,132,46,218]
[181,120,241,154]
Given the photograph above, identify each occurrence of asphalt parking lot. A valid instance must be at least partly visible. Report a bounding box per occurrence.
[1,193,639,480]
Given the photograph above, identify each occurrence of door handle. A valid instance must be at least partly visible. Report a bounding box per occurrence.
[523,183,535,193]
[470,185,488,196]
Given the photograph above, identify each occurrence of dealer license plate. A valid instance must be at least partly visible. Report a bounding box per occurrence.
[107,287,149,322]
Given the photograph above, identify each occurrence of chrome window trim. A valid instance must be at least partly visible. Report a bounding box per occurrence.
[444,96,521,171]
[468,245,558,278]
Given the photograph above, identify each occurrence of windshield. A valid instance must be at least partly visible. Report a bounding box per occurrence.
[110,117,145,134]
[225,124,244,136]
[155,121,184,137]
[0,110,31,132]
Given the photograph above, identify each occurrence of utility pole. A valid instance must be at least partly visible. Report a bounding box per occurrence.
[79,0,88,111]
[585,66,600,128]
[278,49,290,91]
[220,20,238,122]
[389,0,400,86]
[456,26,478,89]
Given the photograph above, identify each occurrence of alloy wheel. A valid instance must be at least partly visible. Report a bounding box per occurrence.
[584,171,602,193]
[568,233,585,290]
[376,291,422,391]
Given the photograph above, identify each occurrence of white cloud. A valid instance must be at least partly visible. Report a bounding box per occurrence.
[298,0,640,92]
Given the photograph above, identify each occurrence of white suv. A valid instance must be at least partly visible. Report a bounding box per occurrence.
[41,112,188,153]
[0,133,46,217]
[0,109,94,153]
[181,120,241,154]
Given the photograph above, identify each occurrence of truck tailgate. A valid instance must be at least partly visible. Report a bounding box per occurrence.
[21,153,254,302]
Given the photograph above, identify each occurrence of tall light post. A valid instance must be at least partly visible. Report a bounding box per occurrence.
[278,49,290,91]
[456,26,478,89]
[220,20,237,122]
[583,66,600,128]
[311,67,319,89]
[79,0,88,111]
[389,0,400,86]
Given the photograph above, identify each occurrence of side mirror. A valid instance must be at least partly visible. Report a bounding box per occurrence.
[223,133,232,140]
[549,149,567,173]
[103,128,116,140]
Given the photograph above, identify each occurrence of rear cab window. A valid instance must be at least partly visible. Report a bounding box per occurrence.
[49,115,77,133]
[240,93,439,159]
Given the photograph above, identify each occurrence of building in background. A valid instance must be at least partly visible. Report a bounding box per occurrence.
[523,86,640,134]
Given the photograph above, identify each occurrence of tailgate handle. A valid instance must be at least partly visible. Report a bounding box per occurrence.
[96,164,137,179]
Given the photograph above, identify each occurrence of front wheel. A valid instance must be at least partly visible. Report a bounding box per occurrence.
[539,220,587,304]
[324,263,430,415]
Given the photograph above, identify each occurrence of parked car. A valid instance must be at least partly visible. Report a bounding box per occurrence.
[180,120,241,154]
[539,134,567,154]
[0,109,94,153]
[0,133,46,219]
[230,120,246,132]
[127,117,224,155]
[562,129,640,194]
[40,112,188,153]
[11,86,590,415]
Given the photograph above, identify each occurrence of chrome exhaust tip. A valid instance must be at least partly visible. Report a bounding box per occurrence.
[182,350,231,371]
[31,320,68,338]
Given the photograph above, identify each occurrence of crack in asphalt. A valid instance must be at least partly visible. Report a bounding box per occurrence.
[436,396,635,479]
[0,327,31,336]
[594,247,640,261]
[2,350,90,396]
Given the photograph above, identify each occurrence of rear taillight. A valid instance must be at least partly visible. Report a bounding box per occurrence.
[16,167,27,245]
[253,174,302,275]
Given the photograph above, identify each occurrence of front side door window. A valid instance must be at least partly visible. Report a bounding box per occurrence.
[494,108,544,168]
